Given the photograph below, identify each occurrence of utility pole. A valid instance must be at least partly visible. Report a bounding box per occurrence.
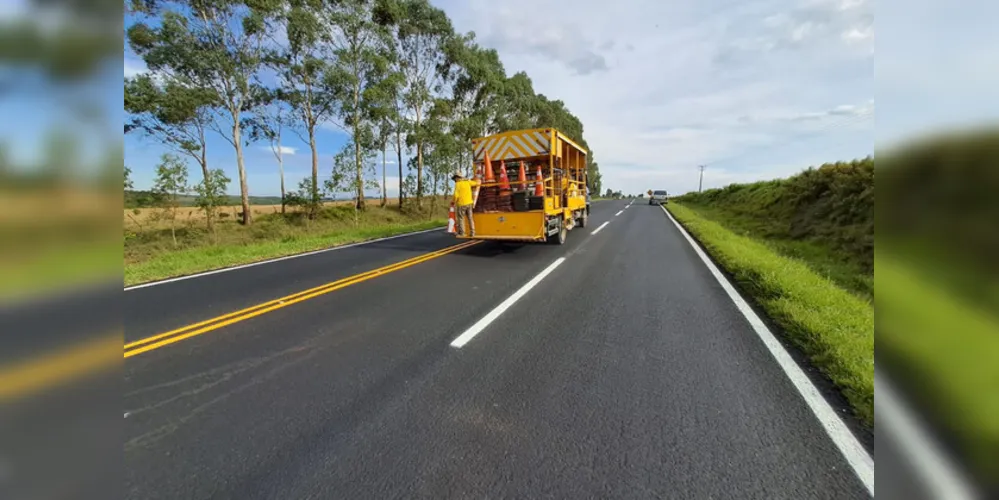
[698,165,705,192]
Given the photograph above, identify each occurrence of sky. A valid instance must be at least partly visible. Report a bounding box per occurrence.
[118,0,999,197]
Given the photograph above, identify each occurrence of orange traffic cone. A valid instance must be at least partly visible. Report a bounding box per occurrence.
[498,160,511,191]
[447,202,457,234]
[517,161,527,190]
[534,165,544,197]
[483,152,495,183]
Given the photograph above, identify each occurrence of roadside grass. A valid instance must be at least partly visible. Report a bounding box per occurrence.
[667,203,874,426]
[1,187,120,301]
[2,239,120,302]
[125,204,447,286]
[680,203,873,301]
[876,243,999,483]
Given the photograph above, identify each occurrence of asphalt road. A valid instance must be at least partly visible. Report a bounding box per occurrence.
[124,199,873,499]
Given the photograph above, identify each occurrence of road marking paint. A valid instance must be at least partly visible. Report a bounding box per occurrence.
[660,205,874,497]
[591,221,610,235]
[876,373,979,500]
[124,242,473,351]
[124,226,446,291]
[125,241,480,358]
[0,334,119,401]
[450,257,566,348]
[614,210,624,216]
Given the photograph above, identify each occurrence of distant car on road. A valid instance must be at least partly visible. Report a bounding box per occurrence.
[649,190,668,205]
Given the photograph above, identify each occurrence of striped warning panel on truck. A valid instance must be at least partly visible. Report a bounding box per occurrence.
[474,130,550,161]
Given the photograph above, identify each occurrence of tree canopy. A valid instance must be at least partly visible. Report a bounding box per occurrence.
[124,0,603,215]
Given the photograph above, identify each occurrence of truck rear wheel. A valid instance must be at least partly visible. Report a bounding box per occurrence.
[578,210,588,228]
[547,218,567,245]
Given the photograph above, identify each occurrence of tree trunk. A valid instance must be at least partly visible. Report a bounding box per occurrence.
[395,128,404,207]
[430,173,437,219]
[381,145,387,207]
[199,145,213,234]
[353,80,365,211]
[276,124,286,216]
[309,128,319,219]
[170,204,177,247]
[233,119,252,226]
[279,153,285,215]
[354,138,364,210]
[415,107,423,205]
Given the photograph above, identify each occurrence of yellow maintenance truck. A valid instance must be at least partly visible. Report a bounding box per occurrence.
[456,128,588,245]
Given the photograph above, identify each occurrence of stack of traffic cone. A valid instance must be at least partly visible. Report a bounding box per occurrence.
[497,160,513,211]
[478,153,499,212]
[526,164,545,210]
[517,161,527,191]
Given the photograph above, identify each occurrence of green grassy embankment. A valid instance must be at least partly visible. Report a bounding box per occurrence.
[873,129,999,485]
[668,139,999,486]
[666,202,874,425]
[125,204,446,286]
[666,159,875,424]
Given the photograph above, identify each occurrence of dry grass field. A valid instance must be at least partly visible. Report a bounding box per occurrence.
[123,197,450,286]
[123,198,411,231]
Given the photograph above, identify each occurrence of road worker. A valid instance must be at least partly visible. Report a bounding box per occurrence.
[452,172,480,237]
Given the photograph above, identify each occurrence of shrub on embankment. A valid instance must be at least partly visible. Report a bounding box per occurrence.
[673,158,873,300]
[675,157,873,272]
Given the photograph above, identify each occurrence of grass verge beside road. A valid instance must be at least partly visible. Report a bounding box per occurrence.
[876,245,999,483]
[125,204,446,287]
[666,203,874,426]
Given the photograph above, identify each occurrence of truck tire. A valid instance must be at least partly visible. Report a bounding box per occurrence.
[547,218,567,245]
[578,210,588,228]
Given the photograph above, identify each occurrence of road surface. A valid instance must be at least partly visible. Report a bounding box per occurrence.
[124,199,873,499]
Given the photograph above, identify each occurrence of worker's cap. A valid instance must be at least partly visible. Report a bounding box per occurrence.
[451,171,464,180]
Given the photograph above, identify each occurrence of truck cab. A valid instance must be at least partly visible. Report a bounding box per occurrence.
[649,190,668,205]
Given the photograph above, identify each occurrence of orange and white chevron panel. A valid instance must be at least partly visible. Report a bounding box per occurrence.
[474,130,551,161]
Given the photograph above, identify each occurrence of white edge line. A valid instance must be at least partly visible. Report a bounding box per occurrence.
[660,205,875,497]
[450,257,566,348]
[124,226,446,291]
[590,221,610,235]
[875,373,979,500]
[615,210,624,216]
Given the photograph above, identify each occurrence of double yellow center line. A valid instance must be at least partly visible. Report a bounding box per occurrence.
[124,240,480,358]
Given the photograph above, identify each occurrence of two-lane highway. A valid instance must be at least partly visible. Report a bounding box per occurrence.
[124,199,872,499]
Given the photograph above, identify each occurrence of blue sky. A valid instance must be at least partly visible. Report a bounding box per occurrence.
[120,0,995,196]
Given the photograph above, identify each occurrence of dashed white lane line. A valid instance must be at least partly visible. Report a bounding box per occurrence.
[450,258,566,348]
[591,221,610,235]
[660,205,874,497]
[615,210,624,216]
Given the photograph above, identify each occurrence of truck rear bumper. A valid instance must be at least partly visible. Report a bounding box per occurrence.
[455,211,546,241]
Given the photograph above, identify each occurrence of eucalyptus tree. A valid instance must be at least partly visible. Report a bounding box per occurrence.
[125,74,225,230]
[127,0,280,225]
[440,32,506,172]
[374,0,454,205]
[325,0,395,209]
[269,0,338,217]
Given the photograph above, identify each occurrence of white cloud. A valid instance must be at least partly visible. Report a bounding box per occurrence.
[842,25,873,43]
[261,145,298,155]
[436,0,875,194]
